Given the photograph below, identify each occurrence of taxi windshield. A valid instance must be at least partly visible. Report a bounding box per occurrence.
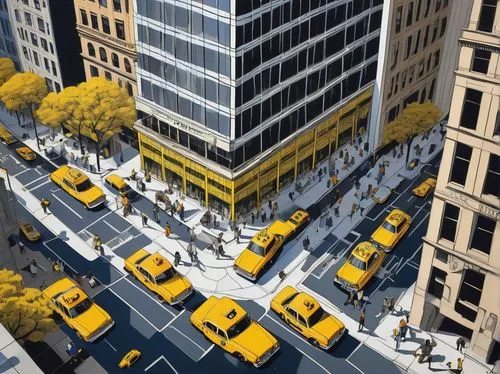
[348,255,367,271]
[227,315,252,339]
[308,306,326,327]
[247,241,266,257]
[69,298,92,318]
[288,217,299,225]
[155,267,176,283]
[75,179,93,192]
[382,221,396,233]
[24,224,34,232]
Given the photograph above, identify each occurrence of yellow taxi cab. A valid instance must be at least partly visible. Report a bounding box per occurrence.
[19,222,41,241]
[335,242,385,291]
[118,349,141,368]
[124,249,193,305]
[15,146,36,161]
[233,228,283,281]
[0,123,17,144]
[190,296,279,367]
[285,209,310,233]
[42,278,114,342]
[50,166,106,209]
[412,178,437,197]
[104,174,139,201]
[271,286,345,349]
[371,209,412,252]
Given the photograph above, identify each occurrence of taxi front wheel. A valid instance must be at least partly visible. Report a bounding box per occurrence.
[234,352,246,363]
[308,338,319,348]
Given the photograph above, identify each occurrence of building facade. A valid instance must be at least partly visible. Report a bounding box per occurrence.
[410,0,499,362]
[8,0,85,91]
[0,0,20,70]
[134,0,383,219]
[73,0,136,97]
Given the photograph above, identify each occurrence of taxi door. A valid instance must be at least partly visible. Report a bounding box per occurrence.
[284,307,304,333]
[137,267,156,293]
[203,321,222,346]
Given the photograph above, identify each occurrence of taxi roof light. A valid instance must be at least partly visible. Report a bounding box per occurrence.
[304,300,315,310]
[153,256,164,266]
[226,309,237,319]
[63,293,80,304]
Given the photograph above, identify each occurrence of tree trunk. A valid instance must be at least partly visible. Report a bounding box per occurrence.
[14,111,21,127]
[95,140,101,172]
[29,107,40,150]
[405,135,415,166]
[78,130,84,155]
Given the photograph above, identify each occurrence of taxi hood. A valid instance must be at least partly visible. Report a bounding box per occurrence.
[311,314,344,341]
[232,322,276,358]
[159,275,191,299]
[234,249,264,275]
[72,304,112,337]
[336,262,364,287]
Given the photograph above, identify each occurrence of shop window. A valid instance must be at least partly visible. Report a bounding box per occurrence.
[440,203,460,242]
[450,143,472,185]
[472,49,491,74]
[460,89,482,130]
[478,0,496,33]
[456,269,485,322]
[471,215,495,255]
[483,154,499,196]
[428,266,447,299]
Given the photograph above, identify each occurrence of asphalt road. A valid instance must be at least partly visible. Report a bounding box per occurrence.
[1,138,413,373]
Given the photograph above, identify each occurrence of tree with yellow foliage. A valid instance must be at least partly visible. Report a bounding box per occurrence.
[0,72,48,150]
[0,269,57,342]
[0,57,16,86]
[382,101,441,165]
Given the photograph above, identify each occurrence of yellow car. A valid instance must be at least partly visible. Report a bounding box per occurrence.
[335,242,385,291]
[124,249,193,305]
[15,146,36,161]
[42,278,114,342]
[190,296,279,367]
[50,166,106,209]
[412,178,437,197]
[370,209,412,252]
[19,222,41,241]
[271,286,345,350]
[285,209,310,233]
[118,349,141,368]
[233,228,283,281]
[0,124,17,144]
[104,174,139,201]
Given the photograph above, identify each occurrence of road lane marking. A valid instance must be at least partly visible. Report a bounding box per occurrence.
[123,277,177,318]
[13,168,30,177]
[295,346,333,374]
[28,179,51,191]
[168,325,206,352]
[92,275,127,297]
[408,212,430,237]
[144,355,178,373]
[159,309,185,331]
[407,262,419,270]
[42,242,78,274]
[51,193,83,219]
[104,338,117,352]
[196,344,215,362]
[34,168,42,175]
[108,288,161,331]
[346,342,363,361]
[103,219,122,234]
[78,211,114,233]
[346,358,364,373]
[24,174,49,188]
[8,154,21,165]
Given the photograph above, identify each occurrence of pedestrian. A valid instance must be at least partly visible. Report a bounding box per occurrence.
[343,290,355,306]
[235,227,240,244]
[141,212,148,227]
[29,259,38,277]
[153,202,160,223]
[123,203,129,217]
[92,235,101,250]
[376,297,390,317]
[251,212,255,225]
[288,191,293,201]
[67,341,78,362]
[393,328,401,351]
[302,236,309,250]
[217,242,224,259]
[179,203,185,222]
[18,241,25,254]
[399,319,408,341]
[270,211,275,221]
[169,205,176,217]
[40,198,50,214]
[187,242,196,263]
[268,200,272,210]
[261,210,267,223]
[53,260,62,275]
[130,168,137,180]
[174,251,181,267]
[213,214,218,228]
[164,223,171,237]
[456,337,466,353]
[413,337,437,364]
[358,308,366,331]
[455,358,463,373]
[353,291,360,310]
[388,296,395,314]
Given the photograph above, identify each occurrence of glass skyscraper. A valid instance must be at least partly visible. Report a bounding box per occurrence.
[134,0,383,219]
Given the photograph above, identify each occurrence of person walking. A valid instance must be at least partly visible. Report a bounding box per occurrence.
[251,212,255,225]
[376,297,390,317]
[164,223,171,237]
[153,203,160,223]
[413,337,437,365]
[456,337,466,353]
[268,200,272,210]
[18,241,25,254]
[29,259,38,278]
[399,319,408,341]
[358,309,366,331]
[235,227,240,244]
[174,251,181,267]
[393,328,401,351]
[141,212,148,227]
[40,198,50,214]
[179,203,185,222]
[455,358,463,374]
[262,210,267,223]
[344,290,355,306]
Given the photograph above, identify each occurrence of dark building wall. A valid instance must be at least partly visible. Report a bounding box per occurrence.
[48,0,85,87]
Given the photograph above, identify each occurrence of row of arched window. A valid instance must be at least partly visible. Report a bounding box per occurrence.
[87,42,132,73]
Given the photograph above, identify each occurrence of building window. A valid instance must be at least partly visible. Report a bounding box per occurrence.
[34,0,41,10]
[450,143,472,185]
[472,49,491,73]
[440,17,447,37]
[407,2,414,27]
[44,57,50,71]
[115,20,125,40]
[124,58,131,73]
[471,215,495,255]
[440,203,460,242]
[30,32,38,47]
[460,89,482,130]
[424,0,431,17]
[435,249,448,263]
[434,50,440,67]
[87,42,95,57]
[104,71,112,80]
[405,35,412,60]
[37,17,45,32]
[415,0,422,21]
[32,51,39,66]
[102,16,110,34]
[428,266,447,299]
[435,0,442,12]
[111,53,119,68]
[456,269,485,322]
[395,6,403,33]
[91,13,98,30]
[483,154,499,196]
[99,0,107,8]
[413,30,421,54]
[478,0,496,33]
[90,65,99,77]
[99,47,107,62]
[127,82,133,96]
[15,9,21,23]
[423,25,429,48]
[24,12,32,26]
[113,0,121,12]
[80,9,88,26]
[51,61,57,76]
